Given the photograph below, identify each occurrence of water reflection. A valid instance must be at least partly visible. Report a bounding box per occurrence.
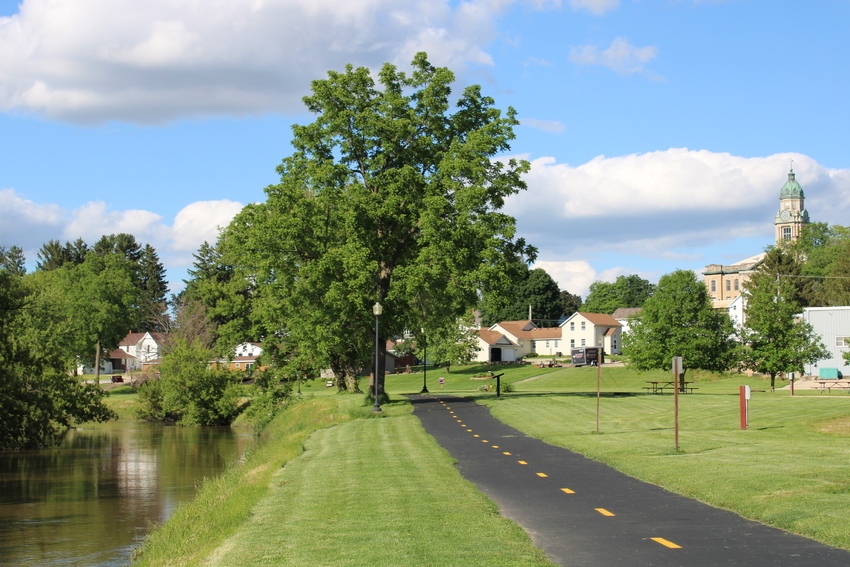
[0,422,255,567]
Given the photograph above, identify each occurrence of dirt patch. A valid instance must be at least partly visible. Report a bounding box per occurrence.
[815,416,850,436]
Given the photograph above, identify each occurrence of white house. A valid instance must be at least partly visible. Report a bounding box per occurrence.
[798,306,850,378]
[559,312,623,355]
[474,320,563,362]
[726,295,746,331]
[90,331,168,375]
[611,308,642,337]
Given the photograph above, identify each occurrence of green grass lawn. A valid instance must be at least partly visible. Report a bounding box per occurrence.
[388,365,850,550]
[132,394,555,567]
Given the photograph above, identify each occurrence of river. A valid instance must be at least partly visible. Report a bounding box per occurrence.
[0,421,256,567]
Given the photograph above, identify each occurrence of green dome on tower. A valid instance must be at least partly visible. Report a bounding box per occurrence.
[779,168,804,199]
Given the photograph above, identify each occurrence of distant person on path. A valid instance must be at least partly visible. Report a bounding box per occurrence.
[439,377,445,389]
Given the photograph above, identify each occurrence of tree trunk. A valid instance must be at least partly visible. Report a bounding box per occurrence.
[94,336,102,384]
[330,357,361,393]
[770,372,776,392]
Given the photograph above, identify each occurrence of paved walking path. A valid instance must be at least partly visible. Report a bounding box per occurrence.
[409,393,850,567]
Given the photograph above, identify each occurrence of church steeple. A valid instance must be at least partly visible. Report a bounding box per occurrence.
[774,164,810,243]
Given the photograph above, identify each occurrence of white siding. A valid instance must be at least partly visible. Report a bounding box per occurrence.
[799,307,850,377]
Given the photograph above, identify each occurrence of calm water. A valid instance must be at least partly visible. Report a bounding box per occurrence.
[0,422,256,567]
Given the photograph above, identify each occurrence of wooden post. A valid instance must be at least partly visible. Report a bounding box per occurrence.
[672,357,682,452]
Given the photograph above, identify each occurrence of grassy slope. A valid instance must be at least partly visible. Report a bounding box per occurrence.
[132,393,554,567]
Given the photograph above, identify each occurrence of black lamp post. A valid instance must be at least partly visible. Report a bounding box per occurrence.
[372,302,383,413]
[420,328,429,394]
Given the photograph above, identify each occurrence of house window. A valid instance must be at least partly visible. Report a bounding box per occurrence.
[613,339,617,350]
[570,339,575,348]
[545,341,550,348]
[581,339,586,346]
[570,322,575,331]
[734,279,739,291]
[554,341,559,348]
[581,322,586,331]
[726,280,731,291]
[710,280,716,292]
[836,337,850,347]
[246,363,253,370]
[235,362,241,368]
[531,340,536,349]
[783,227,792,240]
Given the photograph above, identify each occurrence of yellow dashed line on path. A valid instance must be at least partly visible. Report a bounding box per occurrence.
[482,440,488,443]
[503,452,512,455]
[518,461,528,465]
[456,420,462,422]
[473,434,479,437]
[467,429,473,432]
[560,488,575,494]
[650,538,682,549]
[491,445,499,448]
[536,473,547,477]
[595,508,615,517]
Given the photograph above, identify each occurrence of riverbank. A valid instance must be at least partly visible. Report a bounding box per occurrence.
[130,394,554,567]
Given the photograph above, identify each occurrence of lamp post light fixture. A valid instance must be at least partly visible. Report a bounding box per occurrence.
[372,302,383,413]
[420,328,429,394]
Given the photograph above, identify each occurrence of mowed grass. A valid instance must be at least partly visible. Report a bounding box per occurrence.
[408,365,850,550]
[133,393,555,567]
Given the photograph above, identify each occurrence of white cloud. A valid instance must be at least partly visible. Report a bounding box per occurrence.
[0,188,66,249]
[170,199,244,264]
[0,0,510,124]
[532,259,659,298]
[568,0,619,16]
[521,117,566,132]
[569,37,659,76]
[506,148,850,263]
[0,190,243,288]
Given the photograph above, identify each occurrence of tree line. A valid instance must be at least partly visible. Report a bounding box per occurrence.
[0,234,168,449]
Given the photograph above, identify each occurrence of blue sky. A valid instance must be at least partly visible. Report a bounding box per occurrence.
[1,0,849,298]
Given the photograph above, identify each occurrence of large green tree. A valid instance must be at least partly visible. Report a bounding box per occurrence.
[0,269,115,449]
[742,263,829,391]
[479,267,562,326]
[624,270,737,379]
[225,53,534,396]
[51,253,142,380]
[183,240,262,352]
[581,274,655,314]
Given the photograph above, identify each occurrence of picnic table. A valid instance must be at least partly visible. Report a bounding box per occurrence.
[816,380,850,394]
[643,381,698,394]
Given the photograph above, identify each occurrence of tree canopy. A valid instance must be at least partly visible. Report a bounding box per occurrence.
[624,270,737,377]
[479,267,562,326]
[581,274,655,314]
[0,269,115,449]
[742,253,829,391]
[223,53,534,394]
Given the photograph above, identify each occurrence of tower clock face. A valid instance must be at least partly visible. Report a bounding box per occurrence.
[780,209,791,221]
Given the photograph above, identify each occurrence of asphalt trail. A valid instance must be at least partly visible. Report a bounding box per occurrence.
[409,393,850,567]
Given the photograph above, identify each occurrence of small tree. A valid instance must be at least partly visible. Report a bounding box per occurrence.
[742,267,829,391]
[136,339,242,425]
[624,270,737,380]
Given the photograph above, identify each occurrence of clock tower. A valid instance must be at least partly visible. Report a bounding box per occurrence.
[774,166,809,243]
